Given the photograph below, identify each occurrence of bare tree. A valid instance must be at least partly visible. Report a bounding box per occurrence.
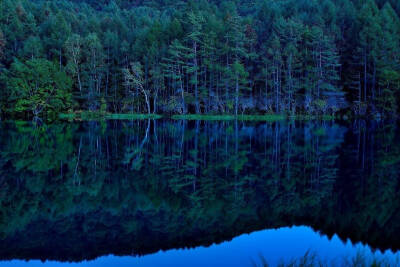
[123,62,151,114]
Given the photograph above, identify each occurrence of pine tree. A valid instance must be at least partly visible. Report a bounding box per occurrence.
[65,34,83,94]
[47,12,72,69]
[357,0,381,104]
[311,27,341,113]
[281,19,303,114]
[0,30,5,59]
[162,39,190,114]
[104,30,119,97]
[376,3,400,113]
[186,12,204,114]
[224,12,247,116]
[22,36,43,60]
[5,9,24,56]
[201,29,219,112]
[84,33,105,110]
[266,34,283,113]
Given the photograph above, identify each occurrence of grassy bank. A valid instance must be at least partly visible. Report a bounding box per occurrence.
[105,113,163,120]
[173,114,336,121]
[289,114,336,121]
[59,112,163,120]
[59,112,336,121]
[171,114,287,121]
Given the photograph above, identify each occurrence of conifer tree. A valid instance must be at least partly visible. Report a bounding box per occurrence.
[186,12,204,114]
[376,3,400,113]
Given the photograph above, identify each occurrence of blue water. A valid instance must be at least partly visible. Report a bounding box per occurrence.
[1,120,400,266]
[1,226,397,267]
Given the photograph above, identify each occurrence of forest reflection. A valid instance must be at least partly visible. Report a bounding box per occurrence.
[0,119,399,262]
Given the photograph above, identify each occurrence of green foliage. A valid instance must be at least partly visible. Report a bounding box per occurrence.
[0,0,399,118]
[0,29,5,59]
[7,58,73,118]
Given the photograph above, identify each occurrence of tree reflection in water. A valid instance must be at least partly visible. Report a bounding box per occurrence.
[0,120,399,262]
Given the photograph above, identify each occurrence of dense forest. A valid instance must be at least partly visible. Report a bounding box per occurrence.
[0,0,400,119]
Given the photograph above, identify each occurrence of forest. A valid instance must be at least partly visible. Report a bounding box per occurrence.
[0,0,400,119]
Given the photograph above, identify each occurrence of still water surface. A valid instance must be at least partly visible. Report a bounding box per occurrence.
[0,120,399,266]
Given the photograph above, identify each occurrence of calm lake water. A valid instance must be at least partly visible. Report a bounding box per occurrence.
[0,119,399,266]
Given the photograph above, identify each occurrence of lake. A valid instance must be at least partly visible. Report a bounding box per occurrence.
[0,119,399,266]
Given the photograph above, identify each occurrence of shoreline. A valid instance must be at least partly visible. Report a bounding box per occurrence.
[58,112,338,121]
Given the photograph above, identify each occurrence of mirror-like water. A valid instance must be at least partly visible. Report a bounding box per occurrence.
[0,120,399,266]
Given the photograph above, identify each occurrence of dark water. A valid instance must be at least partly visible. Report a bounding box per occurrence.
[0,119,400,266]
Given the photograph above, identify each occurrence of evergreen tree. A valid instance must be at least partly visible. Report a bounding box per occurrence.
[224,11,247,116]
[376,3,400,113]
[357,0,381,104]
[0,30,5,59]
[266,34,283,113]
[162,39,190,114]
[281,19,303,114]
[186,12,204,114]
[45,12,72,69]
[310,27,341,113]
[84,33,105,110]
[22,36,43,60]
[65,34,83,94]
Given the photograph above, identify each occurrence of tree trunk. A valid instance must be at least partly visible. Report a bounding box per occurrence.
[194,41,199,114]
[235,72,239,117]
[265,63,268,101]
[77,70,82,93]
[144,93,151,114]
[364,51,367,103]
[178,65,186,114]
[59,48,62,70]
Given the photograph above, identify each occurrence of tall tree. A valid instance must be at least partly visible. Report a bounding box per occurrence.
[84,33,105,110]
[376,3,400,113]
[22,36,43,60]
[281,19,303,114]
[186,12,204,114]
[65,34,83,94]
[46,12,72,69]
[123,62,151,114]
[225,12,247,116]
[162,39,190,114]
[310,27,341,113]
[7,59,72,119]
[357,0,381,104]
[0,30,5,59]
[266,34,283,113]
